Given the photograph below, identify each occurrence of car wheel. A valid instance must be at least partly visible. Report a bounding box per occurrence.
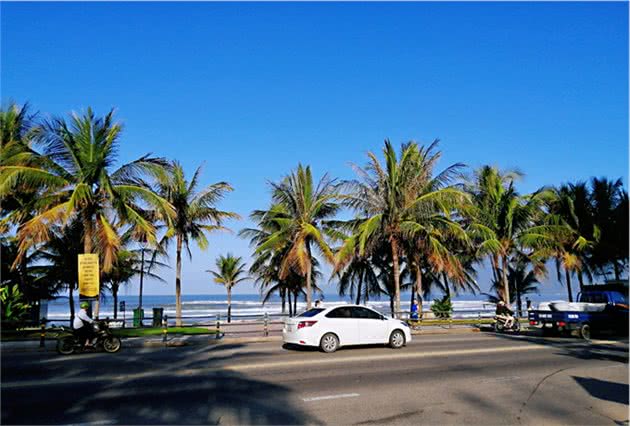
[579,323,591,340]
[320,333,339,353]
[389,330,405,349]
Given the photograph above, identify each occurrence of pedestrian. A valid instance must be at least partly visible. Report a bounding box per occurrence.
[526,298,532,311]
[315,299,324,308]
[410,299,419,321]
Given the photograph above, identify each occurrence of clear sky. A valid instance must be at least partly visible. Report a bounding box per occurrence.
[2,2,628,297]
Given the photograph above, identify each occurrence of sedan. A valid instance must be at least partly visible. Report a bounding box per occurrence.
[282,304,411,352]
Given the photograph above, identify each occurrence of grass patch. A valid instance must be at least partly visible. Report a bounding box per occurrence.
[112,327,216,338]
[1,326,216,341]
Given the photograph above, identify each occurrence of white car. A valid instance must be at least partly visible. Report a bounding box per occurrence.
[282,304,412,352]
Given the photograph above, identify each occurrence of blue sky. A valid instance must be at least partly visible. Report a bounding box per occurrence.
[2,2,628,297]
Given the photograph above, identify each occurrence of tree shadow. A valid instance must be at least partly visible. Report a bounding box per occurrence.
[2,343,321,425]
[488,331,629,364]
[573,376,629,405]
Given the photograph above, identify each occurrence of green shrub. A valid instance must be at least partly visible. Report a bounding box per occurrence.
[430,295,452,319]
[1,284,31,327]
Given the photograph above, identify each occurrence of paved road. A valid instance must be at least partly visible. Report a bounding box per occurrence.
[2,332,628,425]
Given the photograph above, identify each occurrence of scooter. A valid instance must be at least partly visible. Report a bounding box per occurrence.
[56,320,122,354]
[493,315,521,333]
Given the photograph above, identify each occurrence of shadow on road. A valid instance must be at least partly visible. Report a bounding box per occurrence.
[573,376,629,405]
[485,330,629,364]
[2,343,321,425]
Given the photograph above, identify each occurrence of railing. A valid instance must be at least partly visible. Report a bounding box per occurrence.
[2,305,521,345]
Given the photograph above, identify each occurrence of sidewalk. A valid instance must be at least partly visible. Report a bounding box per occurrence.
[1,324,485,353]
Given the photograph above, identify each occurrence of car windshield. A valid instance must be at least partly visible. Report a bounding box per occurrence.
[298,308,325,318]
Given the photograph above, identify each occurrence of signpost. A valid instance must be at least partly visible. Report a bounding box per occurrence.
[78,253,100,299]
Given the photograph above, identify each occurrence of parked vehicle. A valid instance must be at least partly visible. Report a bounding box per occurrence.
[56,320,122,354]
[528,284,629,339]
[283,304,412,353]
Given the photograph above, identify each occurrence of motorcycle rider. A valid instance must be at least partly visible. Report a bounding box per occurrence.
[73,301,95,347]
[496,300,515,328]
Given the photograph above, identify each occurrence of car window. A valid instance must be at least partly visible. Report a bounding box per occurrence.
[581,293,607,303]
[351,307,382,319]
[326,307,352,318]
[298,308,325,318]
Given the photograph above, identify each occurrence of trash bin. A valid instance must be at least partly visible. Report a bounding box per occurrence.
[133,308,144,327]
[152,308,163,328]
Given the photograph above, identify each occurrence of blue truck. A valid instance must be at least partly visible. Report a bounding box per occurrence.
[528,283,629,339]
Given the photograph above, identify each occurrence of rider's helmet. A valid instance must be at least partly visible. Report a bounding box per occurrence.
[80,301,90,309]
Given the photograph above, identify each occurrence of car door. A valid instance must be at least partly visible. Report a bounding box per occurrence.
[352,307,390,344]
[324,307,360,346]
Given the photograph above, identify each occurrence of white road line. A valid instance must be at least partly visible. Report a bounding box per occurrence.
[302,393,360,402]
[480,376,521,383]
[225,344,547,372]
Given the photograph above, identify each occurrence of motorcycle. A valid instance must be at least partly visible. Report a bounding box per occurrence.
[56,320,122,354]
[493,315,520,333]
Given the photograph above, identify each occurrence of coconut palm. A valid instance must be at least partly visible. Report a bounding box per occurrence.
[464,166,554,305]
[589,177,628,280]
[339,140,467,317]
[155,162,238,325]
[1,102,42,299]
[0,108,175,316]
[254,165,340,310]
[207,254,249,323]
[487,259,540,317]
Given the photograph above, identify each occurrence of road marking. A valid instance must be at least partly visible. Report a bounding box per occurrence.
[480,376,521,383]
[224,344,548,372]
[302,393,360,402]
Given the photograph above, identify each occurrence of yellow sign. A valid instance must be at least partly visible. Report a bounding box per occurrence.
[78,254,100,298]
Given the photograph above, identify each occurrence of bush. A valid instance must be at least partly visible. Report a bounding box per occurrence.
[430,295,452,319]
[1,284,31,328]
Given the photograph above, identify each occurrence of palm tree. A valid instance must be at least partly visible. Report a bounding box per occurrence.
[207,254,249,323]
[1,102,42,300]
[590,177,628,280]
[254,165,340,310]
[541,184,597,301]
[155,162,238,325]
[339,140,467,317]
[487,259,540,317]
[0,108,175,317]
[464,166,553,305]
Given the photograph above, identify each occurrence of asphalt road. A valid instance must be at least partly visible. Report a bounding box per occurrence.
[2,332,628,425]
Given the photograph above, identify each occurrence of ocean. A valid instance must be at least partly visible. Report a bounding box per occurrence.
[43,291,569,324]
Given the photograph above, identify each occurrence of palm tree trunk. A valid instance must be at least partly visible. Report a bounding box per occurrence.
[113,285,118,320]
[614,263,621,281]
[565,268,574,302]
[389,295,394,317]
[288,290,293,317]
[175,235,183,326]
[293,289,298,315]
[305,264,312,310]
[281,288,286,315]
[577,271,585,294]
[501,256,510,305]
[416,266,424,317]
[356,275,363,305]
[516,288,522,318]
[227,286,232,323]
[442,272,451,298]
[391,238,401,318]
[69,285,75,325]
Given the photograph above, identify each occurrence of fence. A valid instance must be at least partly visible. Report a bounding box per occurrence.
[4,304,521,344]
